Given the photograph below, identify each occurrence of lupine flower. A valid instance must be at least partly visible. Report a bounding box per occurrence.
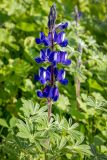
[37,85,59,101]
[55,22,68,30]
[54,68,68,85]
[49,51,71,65]
[35,48,51,63]
[35,32,50,46]
[34,67,51,84]
[34,4,71,101]
[35,31,68,47]
[54,31,68,47]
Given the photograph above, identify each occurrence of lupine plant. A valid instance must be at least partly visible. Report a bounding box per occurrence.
[34,4,71,121]
[0,4,93,160]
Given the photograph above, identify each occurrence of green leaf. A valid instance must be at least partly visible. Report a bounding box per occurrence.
[0,118,9,128]
[16,22,36,32]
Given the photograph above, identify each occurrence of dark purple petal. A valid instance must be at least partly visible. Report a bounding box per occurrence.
[60,51,66,62]
[43,39,50,46]
[49,87,54,99]
[46,70,51,81]
[58,22,68,30]
[49,51,55,62]
[40,49,46,60]
[35,57,43,63]
[43,85,51,97]
[53,52,60,63]
[53,87,59,101]
[57,31,65,44]
[54,67,58,76]
[54,31,57,42]
[48,87,59,101]
[46,48,51,57]
[57,69,65,81]
[39,67,45,77]
[34,74,40,81]
[40,32,45,40]
[59,39,68,47]
[37,90,43,98]
[60,79,68,85]
[63,59,71,66]
[35,38,41,44]
[47,66,51,73]
[40,78,46,84]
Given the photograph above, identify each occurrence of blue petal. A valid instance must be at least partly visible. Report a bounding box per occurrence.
[54,52,60,63]
[54,67,58,76]
[43,39,50,46]
[35,57,43,63]
[40,49,46,61]
[46,70,51,81]
[40,32,45,40]
[59,39,68,47]
[40,79,46,84]
[43,85,51,98]
[52,61,57,66]
[60,79,68,85]
[57,69,64,81]
[34,74,40,81]
[53,87,59,101]
[47,48,51,57]
[39,67,45,77]
[49,87,54,99]
[37,90,43,98]
[47,66,51,73]
[54,31,57,42]
[53,95,59,101]
[57,31,65,44]
[35,38,41,44]
[49,51,54,62]
[58,22,68,30]
[63,59,71,66]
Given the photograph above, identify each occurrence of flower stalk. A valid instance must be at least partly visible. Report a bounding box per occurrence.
[34,4,71,121]
[74,6,82,108]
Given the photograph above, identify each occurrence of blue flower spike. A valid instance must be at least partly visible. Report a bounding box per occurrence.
[34,4,71,102]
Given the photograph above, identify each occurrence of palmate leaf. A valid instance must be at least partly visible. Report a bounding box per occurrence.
[3,100,92,159]
[20,99,48,120]
[58,137,67,150]
[66,137,92,157]
[20,99,37,118]
[86,96,107,112]
[16,119,32,139]
[54,115,84,143]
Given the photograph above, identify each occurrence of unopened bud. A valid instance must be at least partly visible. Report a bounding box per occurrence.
[48,3,57,31]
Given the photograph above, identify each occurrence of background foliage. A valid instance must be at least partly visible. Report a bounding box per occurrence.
[0,0,107,159]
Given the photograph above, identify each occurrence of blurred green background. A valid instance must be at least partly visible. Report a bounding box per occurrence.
[0,0,107,159]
